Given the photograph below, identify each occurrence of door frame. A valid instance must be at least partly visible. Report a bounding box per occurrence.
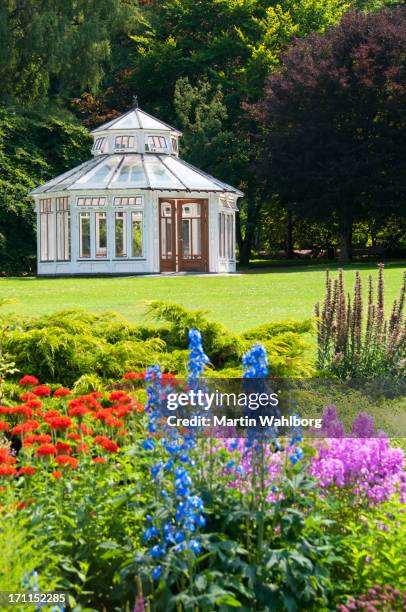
[159,198,208,272]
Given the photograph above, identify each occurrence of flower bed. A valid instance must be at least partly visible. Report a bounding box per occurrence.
[0,332,405,610]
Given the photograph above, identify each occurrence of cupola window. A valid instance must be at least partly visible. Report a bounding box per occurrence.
[115,135,135,150]
[92,137,106,153]
[146,135,168,152]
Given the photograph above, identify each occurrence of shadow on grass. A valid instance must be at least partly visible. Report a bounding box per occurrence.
[238,259,406,275]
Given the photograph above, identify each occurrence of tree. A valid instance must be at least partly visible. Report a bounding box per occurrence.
[0,0,139,105]
[72,0,349,263]
[0,108,91,273]
[254,7,406,263]
[174,78,233,178]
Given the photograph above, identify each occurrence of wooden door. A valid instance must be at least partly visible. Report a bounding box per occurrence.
[159,199,208,272]
[159,200,176,272]
[177,199,208,272]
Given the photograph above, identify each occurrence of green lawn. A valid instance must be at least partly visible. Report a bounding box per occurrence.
[0,261,404,331]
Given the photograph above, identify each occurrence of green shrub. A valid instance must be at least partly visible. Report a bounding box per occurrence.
[242,319,313,341]
[335,498,406,598]
[0,302,312,385]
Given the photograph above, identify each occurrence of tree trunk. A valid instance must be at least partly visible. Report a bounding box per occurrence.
[239,222,256,265]
[236,213,243,256]
[285,211,294,259]
[339,222,352,264]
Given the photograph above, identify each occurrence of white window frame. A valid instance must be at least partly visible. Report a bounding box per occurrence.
[145,134,168,153]
[92,137,107,154]
[114,135,136,151]
[218,201,235,261]
[39,198,55,262]
[76,196,108,259]
[55,197,70,261]
[171,137,178,155]
[113,196,144,259]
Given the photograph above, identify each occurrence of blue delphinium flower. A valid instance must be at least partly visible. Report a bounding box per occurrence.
[187,328,210,382]
[242,343,269,379]
[140,330,207,582]
[189,539,202,554]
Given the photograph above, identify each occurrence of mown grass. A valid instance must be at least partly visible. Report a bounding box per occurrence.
[0,261,404,331]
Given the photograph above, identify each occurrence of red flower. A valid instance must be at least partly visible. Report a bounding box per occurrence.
[68,404,89,417]
[13,405,34,418]
[19,392,36,401]
[52,470,63,479]
[76,443,89,453]
[93,408,112,422]
[66,432,81,441]
[92,457,107,464]
[36,444,57,457]
[33,385,51,397]
[162,373,176,382]
[47,416,72,430]
[0,466,18,477]
[19,375,39,386]
[24,433,52,446]
[26,399,42,409]
[109,390,129,402]
[12,420,40,435]
[123,371,144,380]
[100,438,119,453]
[44,410,60,419]
[105,416,124,428]
[113,404,132,417]
[0,406,14,415]
[93,435,119,452]
[53,387,71,397]
[55,442,72,455]
[80,423,94,435]
[0,448,16,464]
[0,420,9,432]
[55,455,79,469]
[19,466,36,476]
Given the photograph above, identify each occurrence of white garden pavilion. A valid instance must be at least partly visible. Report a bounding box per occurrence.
[29,105,242,275]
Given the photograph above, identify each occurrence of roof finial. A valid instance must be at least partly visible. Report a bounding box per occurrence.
[132,95,139,109]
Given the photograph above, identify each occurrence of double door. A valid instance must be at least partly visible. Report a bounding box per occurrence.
[159,199,208,272]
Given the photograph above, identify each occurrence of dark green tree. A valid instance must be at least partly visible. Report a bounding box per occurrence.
[0,0,139,104]
[72,0,349,263]
[0,108,91,273]
[254,7,406,263]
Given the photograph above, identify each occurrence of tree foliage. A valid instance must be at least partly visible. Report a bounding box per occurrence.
[0,108,91,273]
[0,0,404,271]
[0,0,139,104]
[254,7,406,262]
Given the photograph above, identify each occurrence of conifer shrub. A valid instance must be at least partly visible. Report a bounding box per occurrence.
[0,301,312,385]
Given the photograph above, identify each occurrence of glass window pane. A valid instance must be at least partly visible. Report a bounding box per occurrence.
[161,218,173,259]
[114,158,147,186]
[40,212,55,261]
[192,218,201,257]
[76,156,120,187]
[219,213,224,258]
[79,213,90,258]
[144,157,182,189]
[115,212,127,257]
[95,212,107,257]
[56,211,70,261]
[163,157,219,190]
[132,211,143,257]
[182,220,190,258]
